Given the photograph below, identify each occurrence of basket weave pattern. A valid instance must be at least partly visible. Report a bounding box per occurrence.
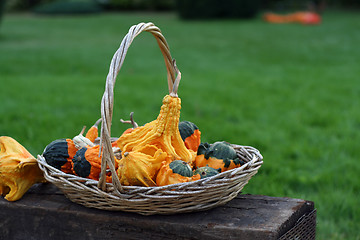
[37,22,263,215]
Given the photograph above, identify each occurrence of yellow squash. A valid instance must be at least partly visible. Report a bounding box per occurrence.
[117,147,167,187]
[0,136,46,201]
[116,95,195,165]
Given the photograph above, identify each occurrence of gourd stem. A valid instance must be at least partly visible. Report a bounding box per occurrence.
[79,126,86,135]
[129,112,138,128]
[93,118,102,127]
[170,60,181,97]
[120,112,138,129]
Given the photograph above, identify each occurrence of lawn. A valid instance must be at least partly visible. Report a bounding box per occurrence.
[1,9,360,239]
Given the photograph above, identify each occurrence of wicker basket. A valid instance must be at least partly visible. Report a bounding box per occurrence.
[37,22,263,215]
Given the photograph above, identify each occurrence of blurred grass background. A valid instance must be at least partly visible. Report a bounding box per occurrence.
[1,6,360,240]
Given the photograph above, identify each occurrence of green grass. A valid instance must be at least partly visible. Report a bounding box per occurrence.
[1,10,360,239]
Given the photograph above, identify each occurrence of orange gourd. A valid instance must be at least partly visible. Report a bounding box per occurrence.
[156,160,200,186]
[179,121,201,152]
[72,145,120,182]
[43,138,77,174]
[43,119,102,174]
[263,11,321,25]
[85,118,102,142]
[195,142,244,172]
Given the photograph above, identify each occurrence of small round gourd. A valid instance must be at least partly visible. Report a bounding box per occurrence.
[72,145,116,182]
[194,166,220,179]
[178,121,201,152]
[156,161,200,186]
[195,141,244,172]
[43,139,76,173]
[169,160,193,177]
[206,141,238,164]
[72,147,92,178]
[179,121,199,141]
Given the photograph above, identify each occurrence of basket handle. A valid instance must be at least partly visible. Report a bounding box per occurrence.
[98,22,179,192]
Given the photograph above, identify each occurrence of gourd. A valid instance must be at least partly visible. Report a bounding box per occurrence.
[72,118,101,149]
[116,95,194,165]
[0,136,46,201]
[169,160,193,177]
[43,119,102,174]
[195,141,244,172]
[156,160,200,186]
[114,59,196,187]
[263,12,321,25]
[194,166,221,179]
[72,145,120,182]
[179,121,201,152]
[117,146,167,187]
[42,139,77,174]
[85,118,102,142]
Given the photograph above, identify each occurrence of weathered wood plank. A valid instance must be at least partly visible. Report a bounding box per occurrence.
[0,183,315,240]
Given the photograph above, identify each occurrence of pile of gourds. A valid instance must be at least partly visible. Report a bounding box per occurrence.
[41,94,245,187]
[0,76,246,202]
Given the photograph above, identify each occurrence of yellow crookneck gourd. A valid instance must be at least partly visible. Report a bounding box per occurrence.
[116,95,194,165]
[0,136,46,201]
[115,65,197,187]
[118,146,168,187]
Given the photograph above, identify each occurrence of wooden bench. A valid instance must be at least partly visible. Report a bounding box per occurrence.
[0,183,316,239]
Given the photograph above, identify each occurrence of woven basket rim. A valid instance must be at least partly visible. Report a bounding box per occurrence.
[37,144,263,192]
[37,143,263,215]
